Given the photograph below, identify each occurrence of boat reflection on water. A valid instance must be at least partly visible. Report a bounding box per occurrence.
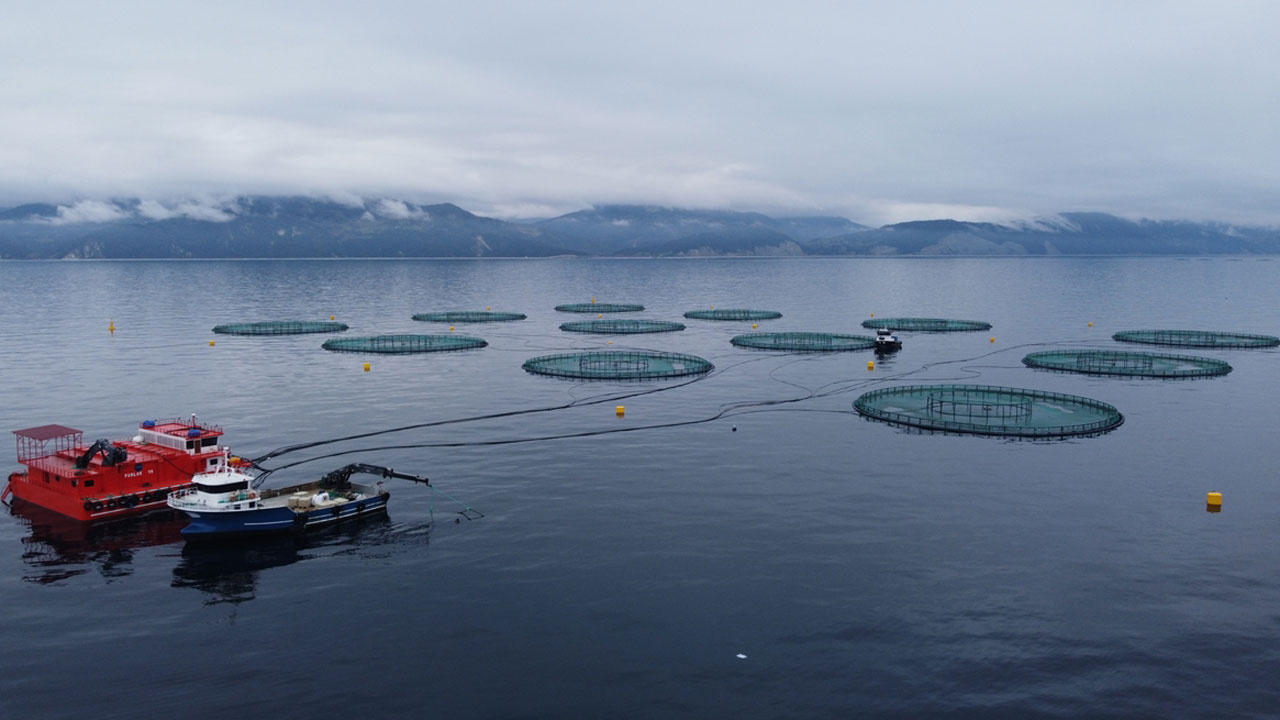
[170,515,399,605]
[171,535,302,605]
[7,498,186,584]
[9,494,415,604]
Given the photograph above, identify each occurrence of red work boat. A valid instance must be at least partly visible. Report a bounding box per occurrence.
[3,416,237,523]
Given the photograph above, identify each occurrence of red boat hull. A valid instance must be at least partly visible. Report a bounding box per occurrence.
[7,471,184,522]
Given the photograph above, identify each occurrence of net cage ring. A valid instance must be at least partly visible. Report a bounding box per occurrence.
[321,334,487,354]
[730,332,876,352]
[853,384,1123,438]
[559,319,686,334]
[555,303,645,313]
[522,350,713,380]
[859,317,991,332]
[412,311,527,323]
[1112,329,1279,349]
[684,309,783,321]
[1022,350,1232,378]
[212,320,349,335]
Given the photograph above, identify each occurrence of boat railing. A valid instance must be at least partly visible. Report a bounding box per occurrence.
[168,487,199,506]
[147,417,224,434]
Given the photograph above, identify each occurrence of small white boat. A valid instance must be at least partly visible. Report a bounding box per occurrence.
[874,328,902,351]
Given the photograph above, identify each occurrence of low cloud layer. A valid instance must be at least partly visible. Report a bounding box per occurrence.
[35,198,239,225]
[135,199,237,222]
[373,199,429,220]
[49,200,131,225]
[3,2,1278,226]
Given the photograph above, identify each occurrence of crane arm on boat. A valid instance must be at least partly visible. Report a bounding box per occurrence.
[321,463,430,489]
[74,439,129,469]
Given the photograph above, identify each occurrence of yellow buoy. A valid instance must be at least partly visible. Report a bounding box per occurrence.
[1088,322,1093,327]
[209,340,215,346]
[363,363,371,372]
[109,321,115,333]
[990,337,995,343]
[752,323,758,329]
[867,361,874,371]
[486,306,491,311]
[597,314,603,319]
[330,315,335,321]
[870,313,874,318]
[607,341,613,345]
[449,325,455,331]
[591,296,596,304]
[616,405,625,417]
[1207,491,1223,509]
[710,305,715,310]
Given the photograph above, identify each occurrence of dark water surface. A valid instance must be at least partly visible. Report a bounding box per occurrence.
[1,257,1278,718]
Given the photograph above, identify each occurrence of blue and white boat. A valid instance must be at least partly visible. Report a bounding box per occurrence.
[167,458,428,538]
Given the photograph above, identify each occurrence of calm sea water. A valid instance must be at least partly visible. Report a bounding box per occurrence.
[1,257,1278,719]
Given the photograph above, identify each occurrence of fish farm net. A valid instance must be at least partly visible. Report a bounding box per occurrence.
[853,384,1123,437]
[412,311,526,323]
[730,332,876,352]
[1112,330,1280,348]
[555,303,644,313]
[212,320,349,335]
[559,319,686,334]
[522,351,713,380]
[322,334,487,354]
[683,309,782,321]
[1022,350,1232,378]
[859,317,991,332]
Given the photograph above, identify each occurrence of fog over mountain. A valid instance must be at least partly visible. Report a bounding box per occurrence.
[0,197,1276,259]
[4,5,1280,227]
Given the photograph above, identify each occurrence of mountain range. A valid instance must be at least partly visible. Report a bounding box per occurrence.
[0,197,1275,258]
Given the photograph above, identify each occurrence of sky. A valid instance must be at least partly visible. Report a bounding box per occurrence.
[2,1,1278,226]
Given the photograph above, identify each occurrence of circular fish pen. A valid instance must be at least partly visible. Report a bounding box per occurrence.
[1112,329,1279,349]
[1022,350,1232,378]
[412,311,526,323]
[859,317,991,332]
[683,309,782,321]
[730,332,876,352]
[559,319,686,334]
[555,303,644,313]
[322,334,487,354]
[854,384,1123,437]
[522,351,713,380]
[212,320,349,335]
